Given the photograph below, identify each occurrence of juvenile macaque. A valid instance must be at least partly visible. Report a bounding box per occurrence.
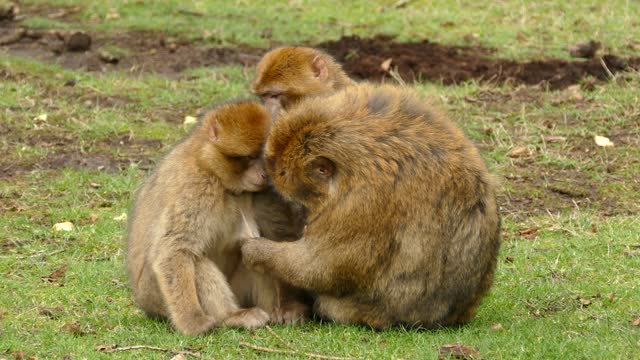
[252,47,355,118]
[241,84,501,329]
[126,101,306,335]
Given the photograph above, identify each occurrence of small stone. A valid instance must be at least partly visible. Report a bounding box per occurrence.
[66,31,91,52]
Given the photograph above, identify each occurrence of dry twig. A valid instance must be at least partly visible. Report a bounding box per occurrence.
[239,342,353,360]
[96,345,200,358]
[265,325,294,350]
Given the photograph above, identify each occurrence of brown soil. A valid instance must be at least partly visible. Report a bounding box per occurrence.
[0,130,163,179]
[1,8,639,88]
[318,35,640,90]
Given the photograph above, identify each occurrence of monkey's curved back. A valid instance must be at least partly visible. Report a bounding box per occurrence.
[268,84,488,202]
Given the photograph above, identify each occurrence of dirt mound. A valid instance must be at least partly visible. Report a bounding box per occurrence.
[318,35,640,89]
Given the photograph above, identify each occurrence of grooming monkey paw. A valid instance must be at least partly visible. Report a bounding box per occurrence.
[270,301,310,325]
[223,307,270,329]
[240,237,269,273]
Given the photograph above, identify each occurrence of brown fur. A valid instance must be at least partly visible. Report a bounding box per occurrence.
[252,47,355,118]
[126,101,306,335]
[241,84,501,329]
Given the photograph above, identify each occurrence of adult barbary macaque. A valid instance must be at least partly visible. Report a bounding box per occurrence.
[126,101,305,335]
[252,47,355,118]
[242,84,501,329]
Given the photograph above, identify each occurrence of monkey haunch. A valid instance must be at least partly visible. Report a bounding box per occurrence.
[241,84,501,329]
[126,101,305,335]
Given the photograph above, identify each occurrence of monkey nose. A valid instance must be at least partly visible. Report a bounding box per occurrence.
[260,172,268,180]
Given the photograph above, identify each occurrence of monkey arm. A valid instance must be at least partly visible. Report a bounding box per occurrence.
[241,237,345,294]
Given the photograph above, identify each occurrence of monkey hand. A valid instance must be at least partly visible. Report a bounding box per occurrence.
[270,301,309,325]
[240,237,269,273]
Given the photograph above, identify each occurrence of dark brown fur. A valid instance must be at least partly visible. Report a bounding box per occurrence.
[241,84,501,329]
[126,101,306,335]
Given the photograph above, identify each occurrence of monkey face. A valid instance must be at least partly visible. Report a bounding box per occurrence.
[254,90,301,121]
[264,150,335,208]
[238,156,269,192]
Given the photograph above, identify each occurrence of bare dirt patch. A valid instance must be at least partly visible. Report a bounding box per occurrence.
[0,128,163,179]
[318,35,640,90]
[2,7,640,88]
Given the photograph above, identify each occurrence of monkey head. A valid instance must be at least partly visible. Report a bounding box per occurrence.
[199,101,271,194]
[252,47,350,120]
[263,106,344,210]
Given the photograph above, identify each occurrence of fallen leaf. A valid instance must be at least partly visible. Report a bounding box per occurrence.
[63,320,82,335]
[543,136,567,143]
[438,343,481,360]
[88,213,99,223]
[609,292,616,303]
[41,265,68,283]
[518,228,538,240]
[623,249,640,257]
[63,320,96,336]
[393,0,412,8]
[11,351,26,360]
[504,256,514,263]
[594,135,614,147]
[552,85,583,103]
[508,146,531,158]
[62,355,72,360]
[52,221,74,232]
[631,317,640,327]
[39,305,65,319]
[113,213,128,222]
[34,113,48,122]
[491,323,504,331]
[578,298,592,307]
[105,10,120,20]
[183,115,198,128]
[170,354,187,360]
[380,58,393,72]
[89,182,101,189]
[111,279,126,287]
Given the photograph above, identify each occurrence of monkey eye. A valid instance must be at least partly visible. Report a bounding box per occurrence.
[263,93,281,100]
[228,154,259,161]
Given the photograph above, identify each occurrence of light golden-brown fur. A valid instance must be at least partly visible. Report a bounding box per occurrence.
[241,84,501,329]
[252,47,355,118]
[126,101,306,335]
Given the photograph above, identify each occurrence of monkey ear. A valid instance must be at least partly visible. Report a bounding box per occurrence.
[311,156,335,179]
[209,121,219,142]
[311,56,329,80]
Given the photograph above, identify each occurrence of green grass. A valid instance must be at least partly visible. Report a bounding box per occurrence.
[2,1,640,359]
[21,0,640,59]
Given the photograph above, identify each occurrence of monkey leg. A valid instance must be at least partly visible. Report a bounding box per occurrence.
[314,295,392,330]
[152,250,216,335]
[196,258,270,330]
[131,260,167,319]
[241,238,345,293]
[229,264,307,325]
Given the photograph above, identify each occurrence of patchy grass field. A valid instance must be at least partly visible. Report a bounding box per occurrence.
[1,1,639,359]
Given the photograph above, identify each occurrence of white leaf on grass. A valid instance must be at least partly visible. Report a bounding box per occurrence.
[52,221,74,232]
[594,135,614,147]
[380,58,393,72]
[34,113,48,121]
[183,115,198,128]
[113,213,128,221]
